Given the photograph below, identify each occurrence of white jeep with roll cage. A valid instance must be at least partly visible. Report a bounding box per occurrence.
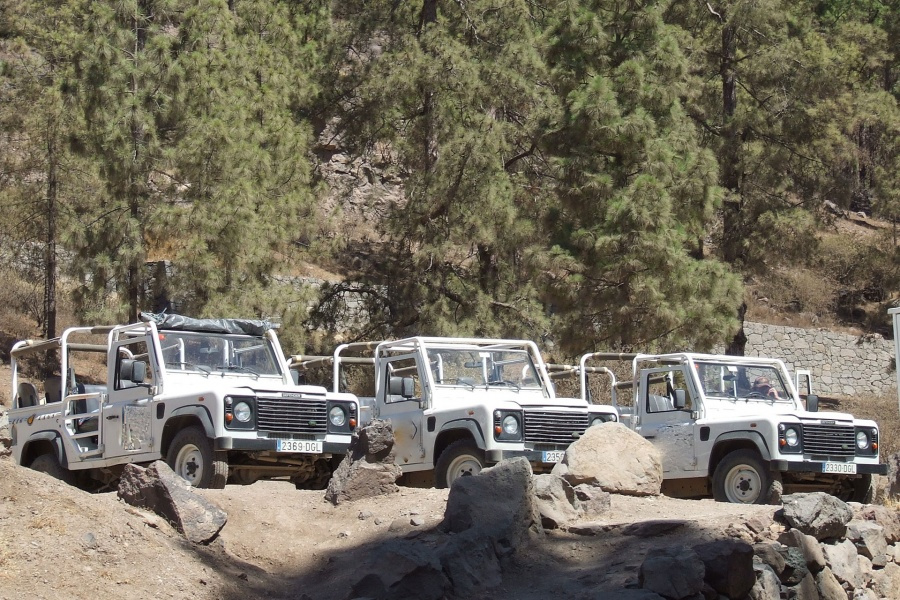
[8,313,358,489]
[291,337,618,487]
[577,351,887,503]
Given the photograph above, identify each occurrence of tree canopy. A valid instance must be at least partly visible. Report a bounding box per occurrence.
[1,0,898,357]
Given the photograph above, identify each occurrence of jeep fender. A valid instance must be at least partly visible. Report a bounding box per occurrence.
[711,431,772,463]
[437,419,487,450]
[167,406,215,439]
[22,430,67,466]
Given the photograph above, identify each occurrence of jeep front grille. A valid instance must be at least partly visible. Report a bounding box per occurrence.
[524,410,589,444]
[802,423,855,457]
[256,396,327,434]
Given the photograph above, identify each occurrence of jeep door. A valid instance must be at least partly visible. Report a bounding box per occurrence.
[102,333,160,459]
[376,354,425,467]
[637,367,698,475]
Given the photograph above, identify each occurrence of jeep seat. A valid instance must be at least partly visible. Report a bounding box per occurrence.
[16,382,39,409]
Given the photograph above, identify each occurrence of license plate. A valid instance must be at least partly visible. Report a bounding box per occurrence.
[276,439,323,454]
[542,450,566,463]
[823,462,856,474]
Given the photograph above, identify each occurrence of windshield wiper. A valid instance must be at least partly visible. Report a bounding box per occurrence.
[488,380,521,391]
[165,361,210,376]
[222,364,260,379]
[440,378,476,390]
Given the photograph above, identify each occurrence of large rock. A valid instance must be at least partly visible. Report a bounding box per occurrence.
[887,452,900,499]
[778,529,827,572]
[324,419,403,505]
[551,422,662,496]
[533,474,579,529]
[870,561,900,599]
[846,520,888,565]
[791,572,819,600]
[443,457,540,549]
[117,461,226,544]
[693,539,756,598]
[639,546,705,599]
[749,563,782,600]
[573,482,611,518]
[781,493,853,541]
[816,566,848,600]
[854,504,900,544]
[822,539,864,590]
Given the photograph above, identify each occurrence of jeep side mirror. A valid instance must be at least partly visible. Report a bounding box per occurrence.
[389,376,415,398]
[805,394,818,413]
[120,359,147,384]
[673,389,686,410]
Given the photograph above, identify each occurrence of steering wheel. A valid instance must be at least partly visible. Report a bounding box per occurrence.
[746,391,766,399]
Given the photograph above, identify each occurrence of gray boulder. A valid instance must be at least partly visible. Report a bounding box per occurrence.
[777,546,810,586]
[533,473,579,529]
[887,451,900,499]
[822,539,864,590]
[846,520,888,565]
[443,457,541,549]
[781,493,853,541]
[749,563,782,600]
[437,530,503,597]
[693,539,756,598]
[754,542,787,575]
[573,482,611,518]
[870,561,900,598]
[815,566,848,600]
[325,419,403,505]
[853,504,900,544]
[639,546,706,599]
[778,529,827,572]
[552,422,663,496]
[117,461,226,544]
[790,572,819,600]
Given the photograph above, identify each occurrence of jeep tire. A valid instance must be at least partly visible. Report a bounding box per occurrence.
[435,439,485,489]
[167,426,228,489]
[712,449,771,504]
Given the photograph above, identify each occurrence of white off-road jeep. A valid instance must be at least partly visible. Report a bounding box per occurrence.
[9,313,358,489]
[579,351,887,503]
[292,337,618,487]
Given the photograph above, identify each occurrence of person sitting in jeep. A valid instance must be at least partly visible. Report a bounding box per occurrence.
[751,376,780,399]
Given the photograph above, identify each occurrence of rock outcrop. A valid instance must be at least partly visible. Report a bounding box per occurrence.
[117,461,226,544]
[324,418,403,505]
[551,421,663,496]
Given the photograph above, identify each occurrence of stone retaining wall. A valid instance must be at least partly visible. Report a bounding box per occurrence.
[741,322,896,398]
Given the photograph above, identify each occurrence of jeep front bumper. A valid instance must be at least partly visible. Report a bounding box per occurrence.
[215,435,353,455]
[770,460,888,475]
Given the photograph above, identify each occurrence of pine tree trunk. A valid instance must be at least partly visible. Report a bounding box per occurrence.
[720,20,741,265]
[43,132,58,341]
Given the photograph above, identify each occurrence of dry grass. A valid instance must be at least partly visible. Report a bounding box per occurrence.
[826,392,900,459]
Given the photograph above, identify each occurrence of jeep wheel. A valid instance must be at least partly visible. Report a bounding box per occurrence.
[712,449,771,504]
[851,474,875,504]
[167,426,228,489]
[435,440,485,489]
[30,452,76,486]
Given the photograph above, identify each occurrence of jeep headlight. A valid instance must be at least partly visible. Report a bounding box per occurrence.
[784,427,799,447]
[502,414,519,435]
[233,401,252,423]
[856,430,870,450]
[329,405,347,427]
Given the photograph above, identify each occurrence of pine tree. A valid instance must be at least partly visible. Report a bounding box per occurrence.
[322,0,557,340]
[538,0,742,353]
[0,0,92,338]
[68,0,179,322]
[155,0,324,331]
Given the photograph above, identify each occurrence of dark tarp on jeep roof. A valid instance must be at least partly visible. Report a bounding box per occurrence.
[139,312,277,336]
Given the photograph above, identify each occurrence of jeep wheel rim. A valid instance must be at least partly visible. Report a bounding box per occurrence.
[446,455,482,486]
[175,444,204,486]
[724,464,761,503]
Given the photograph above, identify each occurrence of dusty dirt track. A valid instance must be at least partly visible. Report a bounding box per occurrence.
[0,453,781,600]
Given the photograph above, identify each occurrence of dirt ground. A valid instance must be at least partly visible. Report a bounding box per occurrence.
[0,446,784,600]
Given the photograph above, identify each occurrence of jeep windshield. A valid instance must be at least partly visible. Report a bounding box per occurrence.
[426,348,543,390]
[159,331,282,377]
[694,361,791,402]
